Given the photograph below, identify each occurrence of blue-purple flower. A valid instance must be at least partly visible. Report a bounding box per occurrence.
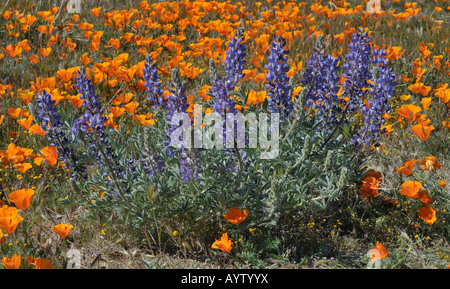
[224,28,246,92]
[143,54,166,109]
[265,36,292,118]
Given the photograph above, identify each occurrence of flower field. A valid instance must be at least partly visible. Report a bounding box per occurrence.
[0,0,449,269]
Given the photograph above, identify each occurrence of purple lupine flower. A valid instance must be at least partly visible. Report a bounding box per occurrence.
[265,36,293,118]
[74,67,104,115]
[224,28,246,92]
[143,54,166,109]
[142,149,164,178]
[35,90,75,167]
[353,49,396,146]
[210,74,236,115]
[179,148,201,183]
[302,38,341,129]
[341,28,372,116]
[73,70,108,144]
[163,68,201,183]
[73,69,117,170]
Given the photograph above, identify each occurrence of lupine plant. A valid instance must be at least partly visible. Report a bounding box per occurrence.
[30,27,398,263]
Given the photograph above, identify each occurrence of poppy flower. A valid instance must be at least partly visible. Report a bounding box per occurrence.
[419,156,442,172]
[34,258,54,269]
[361,170,382,198]
[433,84,449,104]
[17,117,32,130]
[110,107,125,118]
[30,154,45,166]
[8,107,22,119]
[9,188,35,211]
[52,224,73,239]
[418,206,437,225]
[211,233,232,253]
[223,207,248,225]
[393,159,416,175]
[411,123,435,141]
[0,228,6,245]
[12,163,33,173]
[437,181,447,188]
[40,146,58,166]
[38,47,52,57]
[80,52,92,65]
[30,124,47,136]
[386,46,403,60]
[2,44,23,58]
[370,241,388,261]
[2,255,21,269]
[0,206,24,234]
[408,82,431,97]
[124,101,139,115]
[55,67,79,82]
[421,97,432,110]
[399,181,422,199]
[91,7,102,17]
[397,104,421,122]
[416,190,433,206]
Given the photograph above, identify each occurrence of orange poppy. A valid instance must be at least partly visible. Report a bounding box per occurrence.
[30,154,45,166]
[0,228,6,245]
[30,124,47,136]
[55,67,79,83]
[52,224,74,239]
[421,97,432,110]
[38,47,52,57]
[419,156,442,171]
[2,255,21,269]
[124,101,139,115]
[17,90,34,105]
[416,190,433,206]
[393,159,416,175]
[17,117,32,130]
[433,84,449,104]
[6,143,33,164]
[411,123,435,141]
[0,206,24,234]
[418,206,437,225]
[408,82,431,97]
[370,241,388,261]
[211,233,232,253]
[91,7,102,18]
[361,170,382,198]
[223,207,248,225]
[8,107,22,119]
[40,146,58,166]
[8,188,35,211]
[110,107,125,118]
[34,258,54,269]
[437,180,447,188]
[12,163,33,173]
[386,46,403,60]
[399,181,422,199]
[397,104,421,122]
[80,52,92,66]
[2,44,23,58]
